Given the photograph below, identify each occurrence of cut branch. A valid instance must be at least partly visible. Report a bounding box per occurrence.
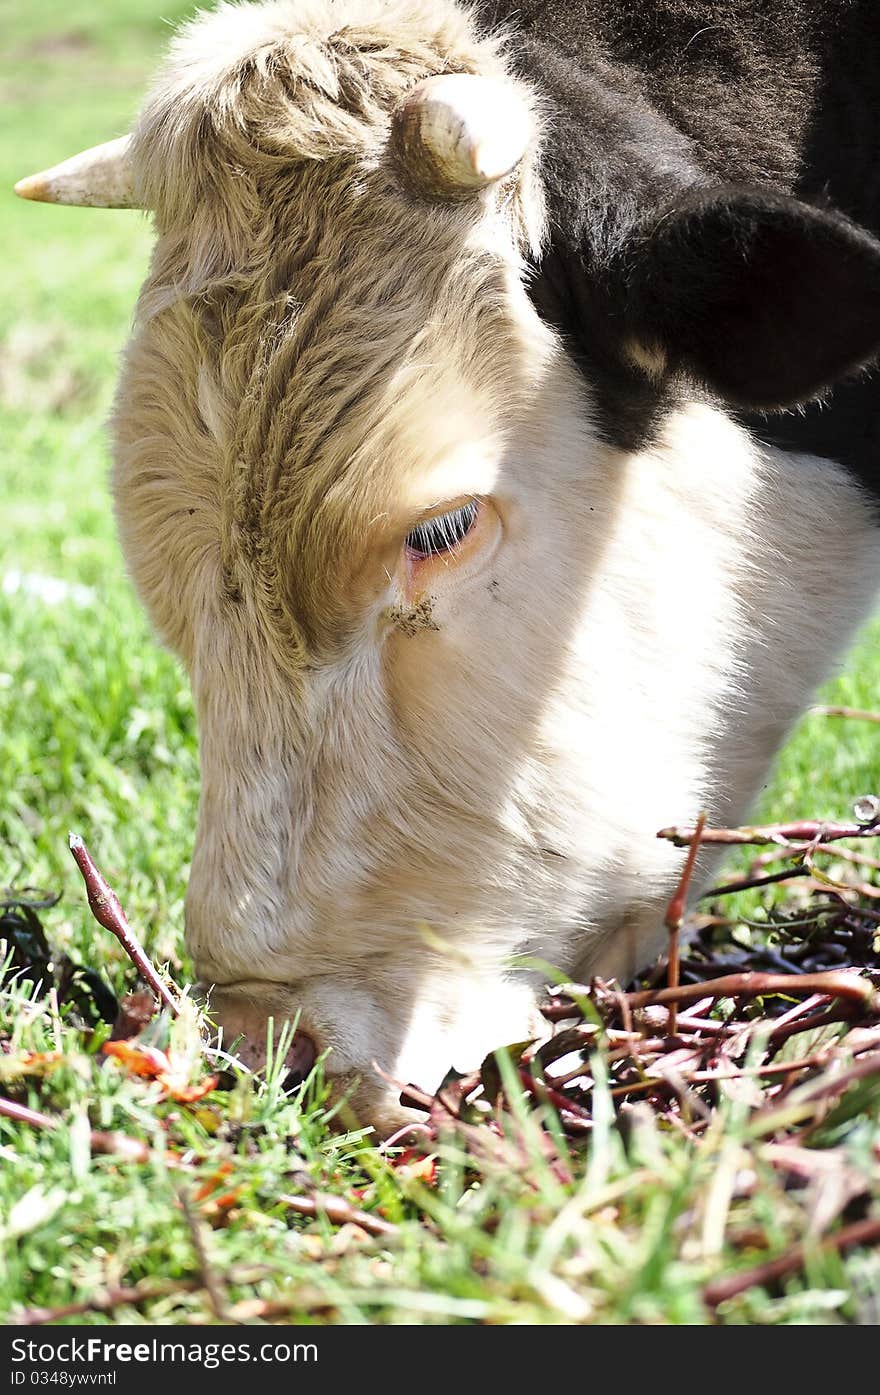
[15,1279,202,1326]
[68,833,178,1015]
[812,705,880,724]
[0,1093,154,1162]
[704,1215,880,1308]
[665,810,706,1033]
[624,970,877,1013]
[702,866,813,898]
[658,820,880,849]
[279,1191,397,1238]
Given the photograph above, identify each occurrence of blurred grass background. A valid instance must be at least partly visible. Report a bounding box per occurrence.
[0,0,197,977]
[1,0,880,992]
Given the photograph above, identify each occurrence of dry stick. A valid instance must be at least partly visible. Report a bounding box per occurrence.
[0,1096,57,1131]
[770,992,830,1030]
[658,819,880,849]
[228,1292,338,1322]
[179,1188,232,1323]
[746,1051,880,1143]
[517,1066,592,1128]
[751,842,880,874]
[625,970,877,1013]
[279,1191,397,1238]
[763,1047,880,1114]
[610,1051,844,1102]
[787,1055,880,1147]
[768,1002,875,1053]
[68,833,178,1016]
[666,814,708,1015]
[0,1092,155,1163]
[766,996,849,1050]
[664,809,707,1035]
[702,865,813,899]
[819,888,880,924]
[88,1131,153,1164]
[16,1279,203,1327]
[704,1215,880,1308]
[812,705,880,724]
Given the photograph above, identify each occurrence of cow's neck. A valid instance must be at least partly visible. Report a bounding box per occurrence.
[531,398,880,985]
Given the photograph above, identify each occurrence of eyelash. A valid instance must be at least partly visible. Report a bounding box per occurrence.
[405,499,479,558]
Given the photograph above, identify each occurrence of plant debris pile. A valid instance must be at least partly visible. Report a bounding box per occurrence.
[4,797,880,1321]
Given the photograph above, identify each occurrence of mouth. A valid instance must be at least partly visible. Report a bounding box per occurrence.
[202,983,427,1134]
[201,982,318,1084]
[283,1028,318,1087]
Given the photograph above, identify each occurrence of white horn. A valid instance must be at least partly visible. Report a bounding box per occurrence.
[392,74,532,200]
[14,135,138,209]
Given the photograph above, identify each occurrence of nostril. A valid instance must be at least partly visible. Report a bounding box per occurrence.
[283,1030,318,1089]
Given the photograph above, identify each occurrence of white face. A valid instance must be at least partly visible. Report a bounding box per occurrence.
[112,98,880,1136]
[113,97,635,1129]
[178,308,614,1133]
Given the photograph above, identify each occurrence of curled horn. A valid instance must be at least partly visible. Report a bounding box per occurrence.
[14,135,138,209]
[391,74,532,201]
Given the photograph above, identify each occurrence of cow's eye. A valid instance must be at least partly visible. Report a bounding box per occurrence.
[405,499,479,558]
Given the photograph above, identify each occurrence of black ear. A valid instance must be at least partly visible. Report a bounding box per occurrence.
[625,185,880,410]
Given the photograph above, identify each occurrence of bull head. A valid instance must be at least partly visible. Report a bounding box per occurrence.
[14,75,532,209]
[16,0,880,1137]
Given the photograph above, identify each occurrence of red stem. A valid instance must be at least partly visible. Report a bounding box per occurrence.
[665,810,707,1033]
[68,833,178,1015]
[625,970,876,1012]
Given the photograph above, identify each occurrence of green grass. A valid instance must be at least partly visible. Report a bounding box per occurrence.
[3,0,880,1327]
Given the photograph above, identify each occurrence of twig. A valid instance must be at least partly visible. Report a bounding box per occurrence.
[765,999,853,1049]
[812,705,880,724]
[625,971,877,1013]
[179,1187,232,1322]
[609,1050,846,1102]
[750,843,880,874]
[0,1096,58,1130]
[658,820,880,849]
[704,1215,880,1308]
[770,1048,880,1111]
[228,1292,339,1321]
[746,1051,880,1141]
[818,889,880,924]
[15,1278,203,1326]
[68,833,178,1015]
[702,866,812,898]
[665,811,706,1032]
[1,1093,164,1165]
[279,1191,397,1238]
[87,1130,152,1163]
[379,1122,435,1153]
[517,1066,592,1129]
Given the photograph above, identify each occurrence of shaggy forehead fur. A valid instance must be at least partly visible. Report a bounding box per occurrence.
[124,0,546,660]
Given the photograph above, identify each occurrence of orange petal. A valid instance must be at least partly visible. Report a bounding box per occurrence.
[102,1041,170,1078]
[157,1072,219,1102]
